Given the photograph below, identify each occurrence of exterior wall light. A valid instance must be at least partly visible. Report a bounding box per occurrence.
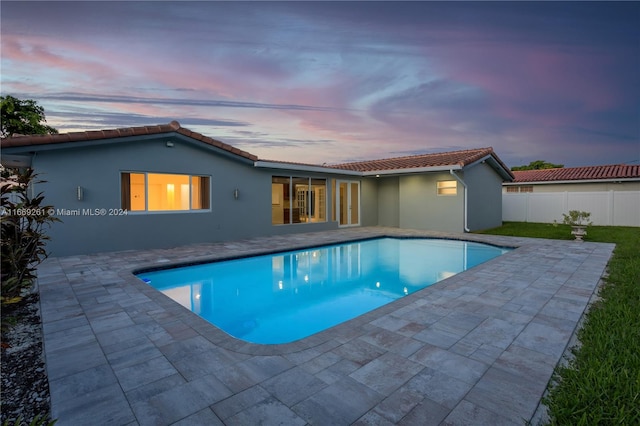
[233,188,239,200]
[77,186,84,201]
[166,141,174,148]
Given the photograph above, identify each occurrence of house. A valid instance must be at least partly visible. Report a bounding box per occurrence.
[0,121,514,256]
[502,165,640,226]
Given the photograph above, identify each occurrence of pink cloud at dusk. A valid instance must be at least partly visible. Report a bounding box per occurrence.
[1,1,638,167]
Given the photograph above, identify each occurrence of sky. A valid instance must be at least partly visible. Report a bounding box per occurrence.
[1,1,639,167]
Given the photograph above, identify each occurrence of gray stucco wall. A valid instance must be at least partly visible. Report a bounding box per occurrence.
[23,135,340,256]
[465,163,504,231]
[360,178,378,226]
[398,173,464,232]
[376,176,400,227]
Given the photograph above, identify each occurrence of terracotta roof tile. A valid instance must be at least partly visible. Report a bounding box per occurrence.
[512,165,640,182]
[1,121,258,162]
[332,147,502,172]
[1,122,514,178]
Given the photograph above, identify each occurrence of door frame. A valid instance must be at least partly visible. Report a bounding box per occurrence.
[336,180,360,227]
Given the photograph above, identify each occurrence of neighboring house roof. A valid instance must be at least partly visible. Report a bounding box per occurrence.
[333,147,515,180]
[0,121,258,162]
[509,164,640,184]
[1,121,514,180]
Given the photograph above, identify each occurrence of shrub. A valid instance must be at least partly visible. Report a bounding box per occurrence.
[0,168,59,305]
[561,210,592,227]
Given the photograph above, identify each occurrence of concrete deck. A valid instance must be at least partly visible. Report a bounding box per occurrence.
[37,227,615,425]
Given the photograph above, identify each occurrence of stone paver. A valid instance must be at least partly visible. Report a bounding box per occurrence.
[38,227,614,425]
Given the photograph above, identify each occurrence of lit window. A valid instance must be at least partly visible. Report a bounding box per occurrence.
[121,172,210,212]
[437,180,457,196]
[272,176,326,225]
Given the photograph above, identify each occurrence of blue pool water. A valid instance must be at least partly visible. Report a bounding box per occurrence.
[137,238,510,344]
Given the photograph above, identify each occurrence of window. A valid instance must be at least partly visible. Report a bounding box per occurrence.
[506,185,533,193]
[437,180,457,196]
[272,176,326,225]
[121,172,210,212]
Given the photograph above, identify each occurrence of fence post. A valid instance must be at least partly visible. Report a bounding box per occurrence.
[608,190,614,226]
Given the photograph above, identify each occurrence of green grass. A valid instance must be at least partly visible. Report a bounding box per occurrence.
[478,222,640,425]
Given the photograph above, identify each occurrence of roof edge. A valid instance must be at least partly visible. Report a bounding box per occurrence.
[504,177,640,185]
[0,120,258,162]
[254,160,363,175]
[465,152,515,181]
[361,164,463,176]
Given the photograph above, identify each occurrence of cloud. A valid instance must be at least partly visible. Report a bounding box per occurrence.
[1,1,637,168]
[36,92,345,113]
[45,110,249,131]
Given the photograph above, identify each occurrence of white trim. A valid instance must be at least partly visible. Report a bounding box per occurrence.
[362,165,462,177]
[336,180,360,227]
[464,155,493,169]
[465,155,514,181]
[255,161,362,176]
[255,161,468,177]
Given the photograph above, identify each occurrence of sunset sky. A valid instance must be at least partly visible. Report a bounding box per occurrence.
[2,1,638,167]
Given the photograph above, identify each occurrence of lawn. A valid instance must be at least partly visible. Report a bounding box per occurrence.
[478,222,640,425]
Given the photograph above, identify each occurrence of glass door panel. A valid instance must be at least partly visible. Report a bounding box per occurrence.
[336,180,360,226]
[350,182,359,225]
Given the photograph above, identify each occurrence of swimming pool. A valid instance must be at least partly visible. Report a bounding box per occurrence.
[137,238,510,344]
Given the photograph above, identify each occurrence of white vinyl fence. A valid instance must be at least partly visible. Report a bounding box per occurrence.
[503,191,640,227]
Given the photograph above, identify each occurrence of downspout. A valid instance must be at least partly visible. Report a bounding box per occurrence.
[450,169,470,232]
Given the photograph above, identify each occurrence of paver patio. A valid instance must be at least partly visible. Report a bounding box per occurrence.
[37,227,614,425]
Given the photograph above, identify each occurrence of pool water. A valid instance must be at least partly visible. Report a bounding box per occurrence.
[137,238,510,344]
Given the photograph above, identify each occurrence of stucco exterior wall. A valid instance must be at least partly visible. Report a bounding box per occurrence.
[28,136,339,256]
[398,173,464,232]
[360,178,378,226]
[376,176,400,227]
[465,163,504,231]
[4,130,513,254]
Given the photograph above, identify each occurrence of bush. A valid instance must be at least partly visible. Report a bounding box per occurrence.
[0,168,59,305]
[561,210,592,226]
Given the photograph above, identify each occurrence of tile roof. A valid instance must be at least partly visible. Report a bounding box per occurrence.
[0,121,259,162]
[1,122,514,179]
[332,147,512,174]
[512,164,640,183]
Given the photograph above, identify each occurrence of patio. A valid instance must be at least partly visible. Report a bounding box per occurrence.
[37,227,614,425]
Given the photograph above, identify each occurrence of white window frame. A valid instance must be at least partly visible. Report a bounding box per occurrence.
[436,180,458,196]
[121,171,211,213]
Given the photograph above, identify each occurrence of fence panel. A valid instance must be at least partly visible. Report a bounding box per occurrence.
[502,193,528,222]
[502,191,640,227]
[568,192,610,225]
[527,193,566,223]
[613,191,640,226]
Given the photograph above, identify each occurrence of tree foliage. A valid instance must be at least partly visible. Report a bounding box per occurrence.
[511,160,564,171]
[0,95,58,138]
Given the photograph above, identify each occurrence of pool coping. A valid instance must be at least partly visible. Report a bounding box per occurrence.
[133,234,515,353]
[37,227,615,425]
